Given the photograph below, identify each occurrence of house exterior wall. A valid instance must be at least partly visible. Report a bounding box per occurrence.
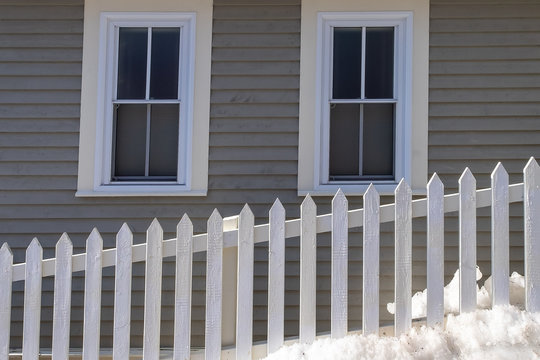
[0,0,539,350]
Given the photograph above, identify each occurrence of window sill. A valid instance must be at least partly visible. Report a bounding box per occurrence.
[75,185,207,197]
[298,183,426,196]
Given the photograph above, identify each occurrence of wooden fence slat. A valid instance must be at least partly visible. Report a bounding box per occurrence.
[22,238,42,360]
[174,215,193,360]
[206,210,223,360]
[143,219,163,360]
[82,229,103,360]
[300,195,317,344]
[267,199,285,354]
[427,174,444,327]
[363,184,379,335]
[331,189,348,339]
[0,244,13,360]
[459,168,477,313]
[52,233,73,359]
[524,157,540,312]
[394,180,412,336]
[491,163,509,306]
[236,205,254,360]
[113,224,133,360]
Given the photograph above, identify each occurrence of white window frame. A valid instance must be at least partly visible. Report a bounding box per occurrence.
[315,12,413,193]
[96,12,195,194]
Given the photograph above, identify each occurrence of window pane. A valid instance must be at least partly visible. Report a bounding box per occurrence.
[332,28,362,99]
[149,104,179,177]
[329,103,360,177]
[150,28,180,100]
[114,104,147,177]
[365,27,394,99]
[117,27,148,100]
[362,103,394,176]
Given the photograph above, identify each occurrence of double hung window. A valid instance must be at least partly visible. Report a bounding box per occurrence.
[314,12,413,191]
[113,26,183,182]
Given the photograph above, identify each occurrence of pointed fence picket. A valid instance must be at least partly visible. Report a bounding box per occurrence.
[236,205,254,360]
[2,160,540,359]
[267,199,285,354]
[82,229,103,360]
[22,239,42,360]
[174,215,193,360]
[394,180,412,336]
[362,185,379,335]
[206,210,223,360]
[524,158,540,312]
[491,163,509,306]
[52,233,73,359]
[0,244,12,360]
[426,174,444,328]
[459,168,477,313]
[113,224,133,360]
[300,195,317,344]
[331,189,348,339]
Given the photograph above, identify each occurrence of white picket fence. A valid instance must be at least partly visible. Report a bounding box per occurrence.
[1,158,540,359]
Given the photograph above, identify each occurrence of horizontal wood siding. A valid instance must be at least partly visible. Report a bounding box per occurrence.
[429,0,540,284]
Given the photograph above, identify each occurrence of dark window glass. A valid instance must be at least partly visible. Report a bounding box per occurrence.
[150,28,180,100]
[329,104,360,177]
[365,27,394,99]
[149,104,179,177]
[362,103,394,176]
[332,28,362,99]
[113,104,147,177]
[117,28,148,100]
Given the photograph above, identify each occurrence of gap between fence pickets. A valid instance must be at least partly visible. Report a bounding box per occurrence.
[10,182,525,282]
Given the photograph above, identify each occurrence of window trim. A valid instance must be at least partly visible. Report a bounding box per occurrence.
[297,2,429,197]
[76,6,212,197]
[315,12,412,192]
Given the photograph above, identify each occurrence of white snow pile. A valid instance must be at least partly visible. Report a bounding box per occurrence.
[387,267,526,318]
[264,305,540,360]
[264,270,539,360]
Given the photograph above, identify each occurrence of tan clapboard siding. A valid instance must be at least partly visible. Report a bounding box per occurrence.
[429,0,540,289]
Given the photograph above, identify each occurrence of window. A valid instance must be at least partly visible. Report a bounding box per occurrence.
[327,25,397,182]
[297,6,428,195]
[111,25,186,183]
[76,8,212,197]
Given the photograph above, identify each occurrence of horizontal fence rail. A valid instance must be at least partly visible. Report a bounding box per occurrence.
[1,158,539,360]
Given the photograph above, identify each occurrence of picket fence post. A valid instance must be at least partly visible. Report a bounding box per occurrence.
[113,224,133,360]
[459,168,477,313]
[267,199,285,354]
[427,174,444,327]
[52,233,73,359]
[82,229,103,360]
[174,214,193,360]
[300,195,316,344]
[206,210,223,359]
[491,163,509,306]
[363,184,379,335]
[236,205,254,360]
[524,157,540,312]
[0,243,13,360]
[22,239,42,360]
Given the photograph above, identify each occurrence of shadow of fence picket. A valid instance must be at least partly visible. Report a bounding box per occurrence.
[1,158,539,359]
